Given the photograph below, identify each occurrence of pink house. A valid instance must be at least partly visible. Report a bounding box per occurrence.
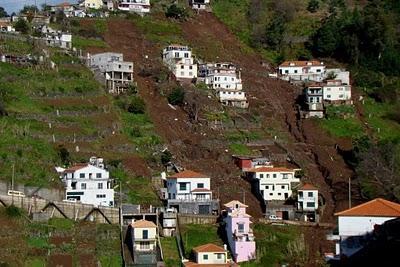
[223,200,256,263]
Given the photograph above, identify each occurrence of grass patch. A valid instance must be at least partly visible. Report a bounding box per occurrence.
[241,224,302,267]
[49,218,74,231]
[27,237,50,249]
[98,255,123,267]
[180,224,222,258]
[319,105,363,138]
[229,143,253,155]
[161,237,181,267]
[24,258,46,267]
[72,36,108,49]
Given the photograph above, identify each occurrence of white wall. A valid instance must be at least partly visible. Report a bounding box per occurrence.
[323,85,351,101]
[298,189,318,211]
[338,216,396,236]
[217,91,247,101]
[167,177,211,200]
[196,252,227,264]
[253,170,299,201]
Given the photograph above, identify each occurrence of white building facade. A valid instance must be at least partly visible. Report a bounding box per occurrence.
[297,184,318,212]
[323,80,352,102]
[334,198,400,257]
[162,45,198,80]
[89,52,134,94]
[118,0,151,14]
[183,243,229,266]
[166,170,212,201]
[58,157,114,207]
[190,0,211,10]
[131,219,157,252]
[248,166,299,201]
[279,60,326,82]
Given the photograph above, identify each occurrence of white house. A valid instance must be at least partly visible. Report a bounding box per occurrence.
[297,183,318,212]
[0,22,15,32]
[334,198,400,258]
[40,26,72,50]
[58,157,114,207]
[199,62,243,90]
[49,2,76,17]
[323,80,352,102]
[118,0,151,14]
[247,166,299,201]
[80,0,104,9]
[89,52,134,94]
[184,243,229,266]
[217,90,249,108]
[130,219,157,252]
[166,170,219,214]
[278,60,326,82]
[162,45,198,80]
[190,0,211,10]
[166,170,212,201]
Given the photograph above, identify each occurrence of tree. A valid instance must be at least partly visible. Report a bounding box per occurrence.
[57,145,71,166]
[0,6,8,17]
[265,14,286,49]
[307,0,320,13]
[167,87,185,106]
[20,5,39,14]
[161,150,172,165]
[14,18,30,34]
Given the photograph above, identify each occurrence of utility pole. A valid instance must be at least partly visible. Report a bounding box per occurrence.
[348,177,352,209]
[11,163,15,191]
[243,190,246,205]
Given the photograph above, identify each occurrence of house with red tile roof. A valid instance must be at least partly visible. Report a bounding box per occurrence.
[183,243,235,267]
[278,60,326,82]
[166,170,219,214]
[297,183,319,212]
[333,198,400,258]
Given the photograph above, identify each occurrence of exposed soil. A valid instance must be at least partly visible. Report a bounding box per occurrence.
[48,254,73,267]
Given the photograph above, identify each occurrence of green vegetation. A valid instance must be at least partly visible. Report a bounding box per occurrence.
[5,205,24,217]
[48,218,74,230]
[72,36,108,49]
[229,143,253,155]
[24,258,46,267]
[167,87,185,106]
[161,237,181,267]
[242,224,304,267]
[180,224,222,257]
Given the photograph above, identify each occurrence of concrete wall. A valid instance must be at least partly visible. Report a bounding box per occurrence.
[178,214,218,225]
[0,181,64,201]
[0,194,119,224]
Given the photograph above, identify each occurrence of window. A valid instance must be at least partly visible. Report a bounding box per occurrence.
[265,186,269,189]
[140,241,150,250]
[217,254,223,259]
[339,87,343,91]
[98,183,103,189]
[339,94,344,98]
[299,192,303,198]
[285,70,289,74]
[175,52,179,57]
[180,72,184,76]
[308,192,313,197]
[189,66,193,70]
[197,183,204,188]
[81,183,86,189]
[316,69,321,72]
[282,174,288,179]
[184,53,189,58]
[189,72,193,76]
[96,194,106,198]
[203,254,208,260]
[278,193,281,196]
[142,230,148,239]
[96,173,101,178]
[80,173,85,178]
[306,202,315,208]
[327,95,331,98]
[238,223,244,233]
[181,65,184,69]
[281,185,285,189]
[273,174,277,178]
[259,174,264,178]
[269,193,273,196]
[326,88,331,91]
[266,174,270,178]
[179,183,187,191]
[294,70,298,74]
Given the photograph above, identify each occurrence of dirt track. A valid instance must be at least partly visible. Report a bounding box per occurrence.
[85,13,360,222]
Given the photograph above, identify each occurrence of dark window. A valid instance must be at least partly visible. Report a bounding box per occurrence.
[81,183,86,189]
[98,183,103,189]
[308,192,313,197]
[238,223,244,233]
[259,174,264,178]
[197,183,204,188]
[80,173,85,178]
[143,230,148,239]
[179,183,187,191]
[96,173,101,178]
[307,202,315,207]
[203,254,208,260]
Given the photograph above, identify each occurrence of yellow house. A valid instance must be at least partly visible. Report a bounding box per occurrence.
[82,0,104,9]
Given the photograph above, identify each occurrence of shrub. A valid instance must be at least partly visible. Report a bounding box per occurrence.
[165,4,188,20]
[5,205,23,217]
[14,18,30,34]
[161,150,172,165]
[167,87,185,106]
[307,0,320,13]
[127,97,146,114]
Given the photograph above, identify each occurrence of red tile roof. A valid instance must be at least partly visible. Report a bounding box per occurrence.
[247,167,294,173]
[193,243,226,253]
[299,183,318,190]
[279,60,324,67]
[64,163,88,173]
[168,170,209,179]
[335,198,400,217]
[131,219,157,228]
